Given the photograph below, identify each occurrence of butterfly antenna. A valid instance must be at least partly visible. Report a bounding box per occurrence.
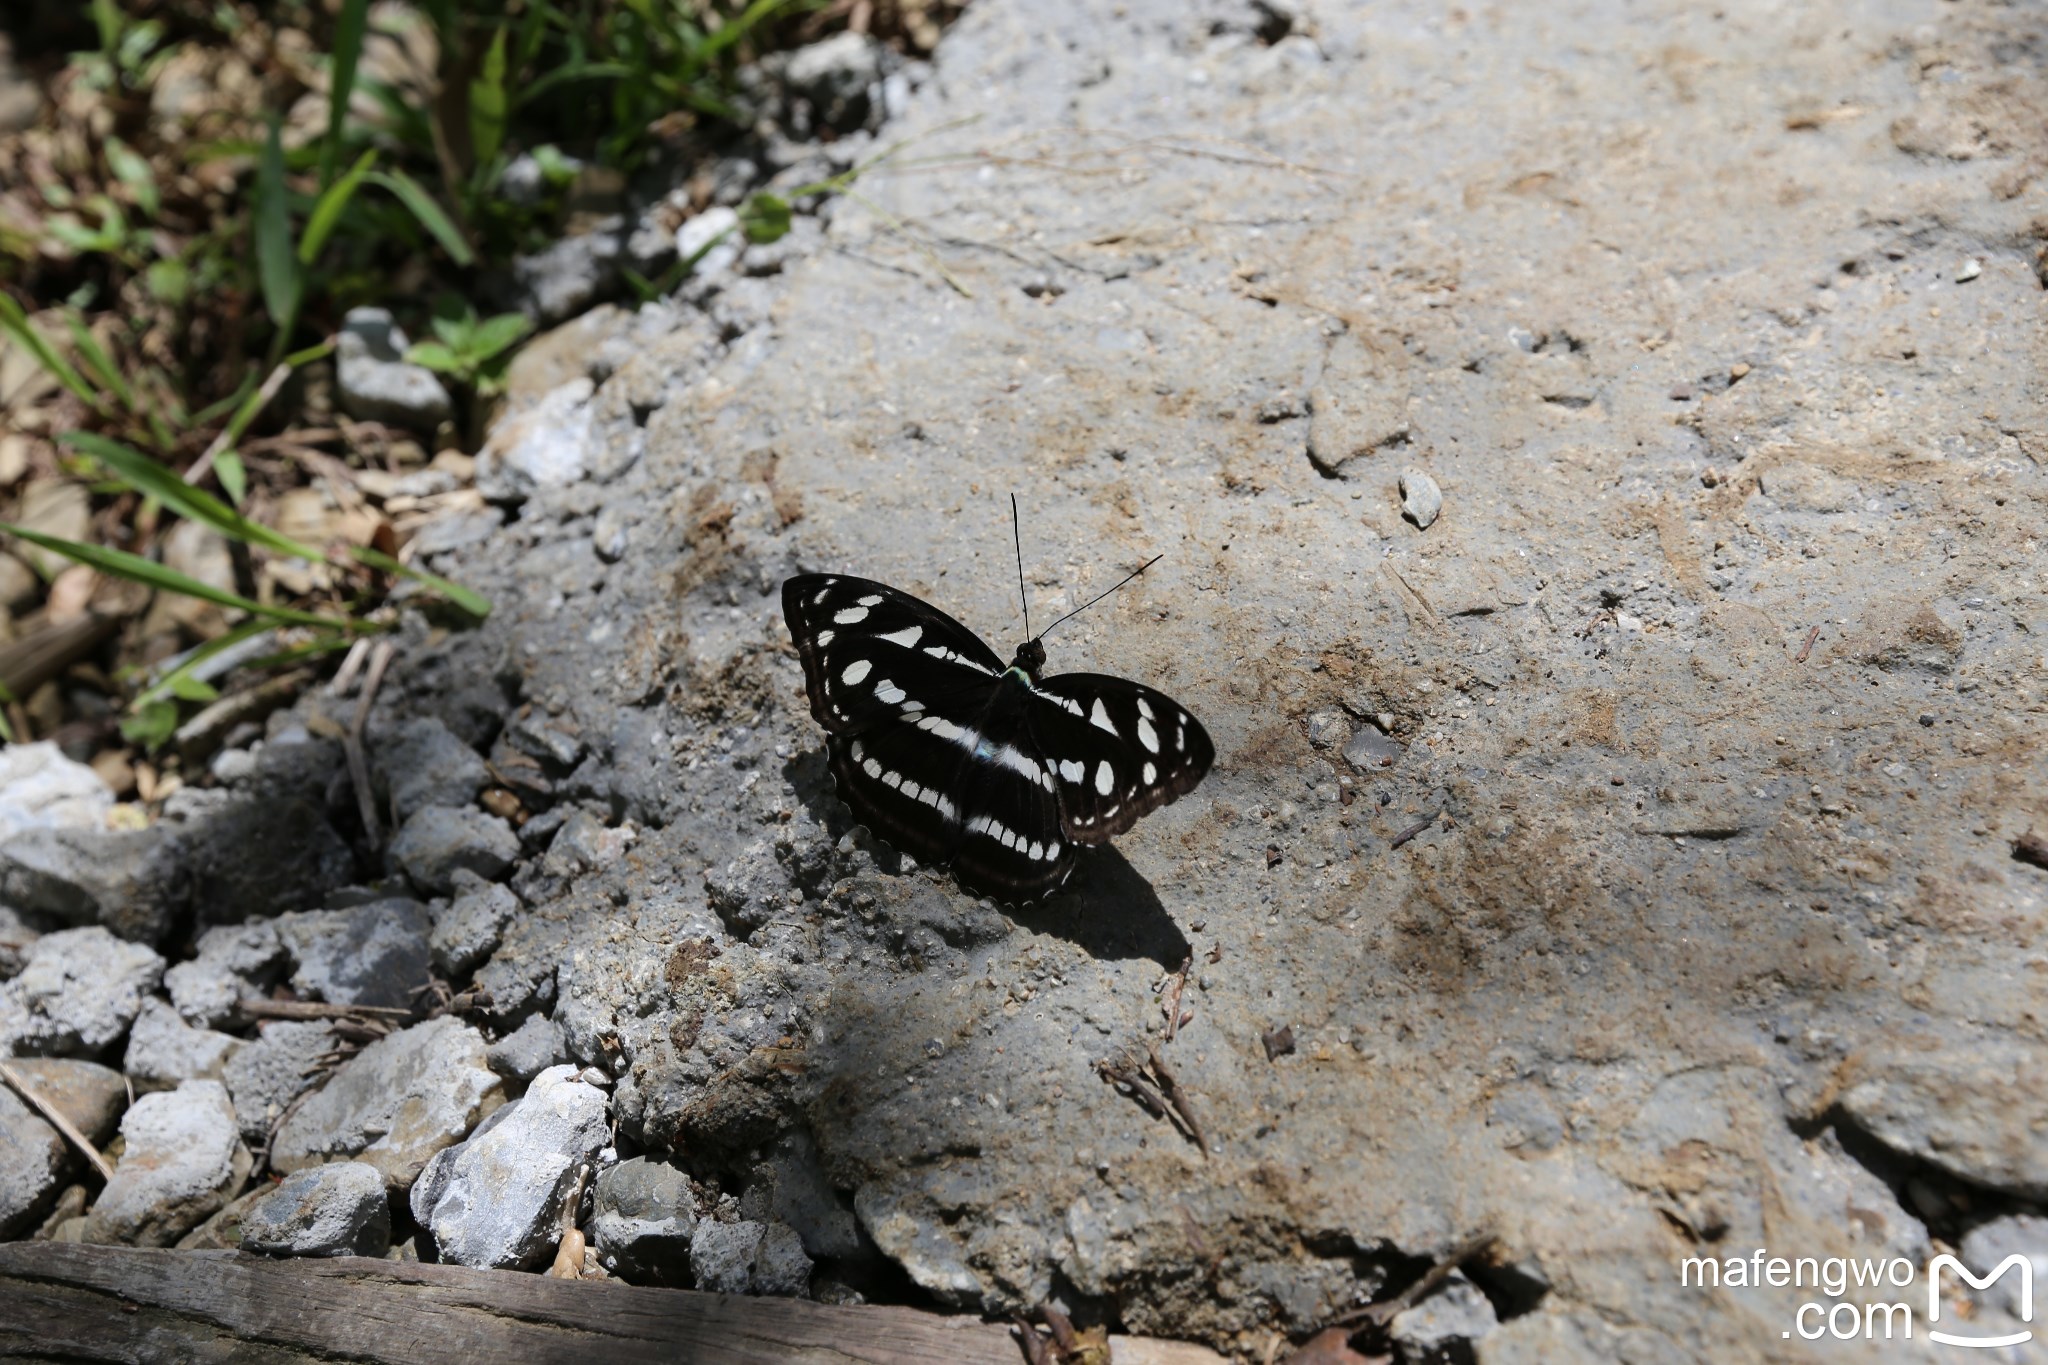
[1038,554,1164,639]
[1011,493,1032,640]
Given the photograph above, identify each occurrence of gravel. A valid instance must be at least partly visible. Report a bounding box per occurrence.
[164,920,286,1029]
[390,807,521,895]
[276,898,434,1009]
[0,926,164,1057]
[335,307,453,431]
[122,997,241,1090]
[80,1079,249,1247]
[238,1161,392,1258]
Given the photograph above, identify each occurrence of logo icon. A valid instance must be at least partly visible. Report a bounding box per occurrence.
[1927,1253,2033,1350]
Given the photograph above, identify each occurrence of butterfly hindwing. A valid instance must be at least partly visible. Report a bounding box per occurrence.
[1029,674,1214,844]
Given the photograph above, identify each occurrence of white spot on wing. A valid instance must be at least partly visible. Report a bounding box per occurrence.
[864,758,883,778]
[1095,761,1114,796]
[1136,716,1159,753]
[816,629,834,647]
[875,681,906,705]
[879,624,922,648]
[841,659,872,686]
[1143,761,1157,784]
[858,594,884,606]
[1059,759,1085,784]
[1137,697,1154,720]
[884,771,903,789]
[1089,698,1117,736]
[834,606,869,625]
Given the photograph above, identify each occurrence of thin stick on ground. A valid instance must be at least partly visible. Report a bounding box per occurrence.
[1330,1232,1499,1329]
[1162,954,1191,1041]
[343,640,395,846]
[1147,1042,1210,1158]
[187,359,294,489]
[0,1059,115,1182]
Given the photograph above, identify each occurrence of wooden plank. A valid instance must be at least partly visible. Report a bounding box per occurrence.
[0,1243,1028,1364]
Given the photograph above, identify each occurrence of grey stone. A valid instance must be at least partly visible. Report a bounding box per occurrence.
[409,1063,608,1270]
[782,33,885,130]
[485,1011,564,1084]
[410,508,505,560]
[751,1221,815,1297]
[542,810,633,880]
[1837,1034,2048,1198]
[0,1084,65,1238]
[676,208,743,281]
[273,1015,502,1189]
[1399,466,1443,530]
[1305,710,1351,752]
[239,1161,391,1258]
[742,1131,862,1263]
[513,221,624,327]
[390,807,520,896]
[372,716,490,823]
[0,825,187,943]
[1390,1270,1497,1365]
[0,926,163,1057]
[81,1079,250,1247]
[1959,1215,2048,1320]
[506,713,588,769]
[336,307,453,431]
[592,505,630,563]
[0,741,113,842]
[165,921,286,1029]
[2,1057,126,1144]
[1343,727,1402,772]
[689,1219,765,1295]
[223,1020,335,1145]
[431,874,520,977]
[173,1184,272,1251]
[122,996,240,1091]
[475,379,596,502]
[1306,332,1409,476]
[276,898,433,1008]
[590,1156,699,1285]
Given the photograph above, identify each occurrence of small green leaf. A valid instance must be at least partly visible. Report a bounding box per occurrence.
[404,340,464,374]
[0,521,361,631]
[0,294,97,406]
[323,0,370,185]
[121,698,179,750]
[367,169,473,266]
[61,433,326,564]
[468,312,532,361]
[299,148,376,264]
[104,137,159,218]
[737,193,790,246]
[144,257,190,304]
[469,27,509,171]
[165,673,220,703]
[214,449,247,506]
[255,123,302,330]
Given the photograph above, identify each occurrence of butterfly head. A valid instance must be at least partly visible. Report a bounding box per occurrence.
[1007,637,1047,683]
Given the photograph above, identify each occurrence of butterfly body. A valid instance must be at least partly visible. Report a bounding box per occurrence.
[783,573,1214,902]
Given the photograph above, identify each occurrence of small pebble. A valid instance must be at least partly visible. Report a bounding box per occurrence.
[1729,362,1751,380]
[1398,467,1442,530]
[1918,712,1936,727]
[1955,258,1981,283]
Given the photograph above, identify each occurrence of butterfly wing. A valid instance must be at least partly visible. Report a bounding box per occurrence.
[944,691,1077,902]
[783,574,1006,736]
[1027,674,1214,844]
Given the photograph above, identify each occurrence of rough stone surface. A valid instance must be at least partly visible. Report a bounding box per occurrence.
[409,1063,607,1270]
[689,1219,764,1295]
[223,1020,336,1145]
[164,921,286,1029]
[1390,1271,1497,1365]
[0,1084,65,1238]
[0,742,114,842]
[272,1015,502,1188]
[81,1079,249,1247]
[238,1161,392,1258]
[429,872,519,977]
[372,716,491,823]
[122,996,241,1091]
[484,1011,564,1084]
[475,377,596,501]
[0,825,188,943]
[2,1057,126,1144]
[0,926,163,1057]
[275,898,434,1009]
[590,1156,699,1285]
[336,307,454,430]
[1958,1214,2048,1321]
[390,806,520,895]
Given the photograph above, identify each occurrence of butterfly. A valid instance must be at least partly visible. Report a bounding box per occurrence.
[782,563,1214,902]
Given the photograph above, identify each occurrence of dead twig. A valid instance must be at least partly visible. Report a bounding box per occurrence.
[1096,1056,1173,1123]
[237,998,412,1022]
[1795,625,1820,664]
[1329,1233,1499,1329]
[1390,812,1438,850]
[343,640,395,846]
[0,1059,115,1183]
[1161,955,1191,1042]
[188,358,297,489]
[1147,1043,1210,1157]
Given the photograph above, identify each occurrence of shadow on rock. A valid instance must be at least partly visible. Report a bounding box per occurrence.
[1010,846,1189,969]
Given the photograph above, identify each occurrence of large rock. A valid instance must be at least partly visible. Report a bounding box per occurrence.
[430,873,519,977]
[276,898,434,1009]
[122,996,241,1091]
[223,1020,335,1145]
[590,1156,699,1285]
[0,826,187,944]
[239,1161,392,1258]
[0,1083,66,1238]
[409,1063,608,1270]
[165,920,287,1029]
[0,926,163,1057]
[371,717,491,823]
[0,742,114,842]
[81,1079,249,1246]
[390,806,520,895]
[272,1016,502,1188]
[2,1057,126,1144]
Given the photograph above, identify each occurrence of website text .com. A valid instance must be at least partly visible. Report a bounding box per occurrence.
[1681,1248,2035,1347]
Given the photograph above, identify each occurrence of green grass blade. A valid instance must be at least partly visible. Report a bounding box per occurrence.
[0,293,97,406]
[255,123,302,330]
[63,432,326,563]
[351,546,490,619]
[367,169,474,266]
[0,523,363,631]
[469,27,509,171]
[60,311,133,410]
[323,0,370,185]
[214,450,248,507]
[299,148,377,264]
[238,634,360,674]
[512,60,634,109]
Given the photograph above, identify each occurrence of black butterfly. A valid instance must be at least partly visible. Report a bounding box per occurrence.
[782,570,1214,902]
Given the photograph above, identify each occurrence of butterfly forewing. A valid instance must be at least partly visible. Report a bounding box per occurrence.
[783,574,1005,736]
[1028,675,1214,843]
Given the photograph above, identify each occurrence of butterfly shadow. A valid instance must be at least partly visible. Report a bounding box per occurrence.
[1006,846,1190,969]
